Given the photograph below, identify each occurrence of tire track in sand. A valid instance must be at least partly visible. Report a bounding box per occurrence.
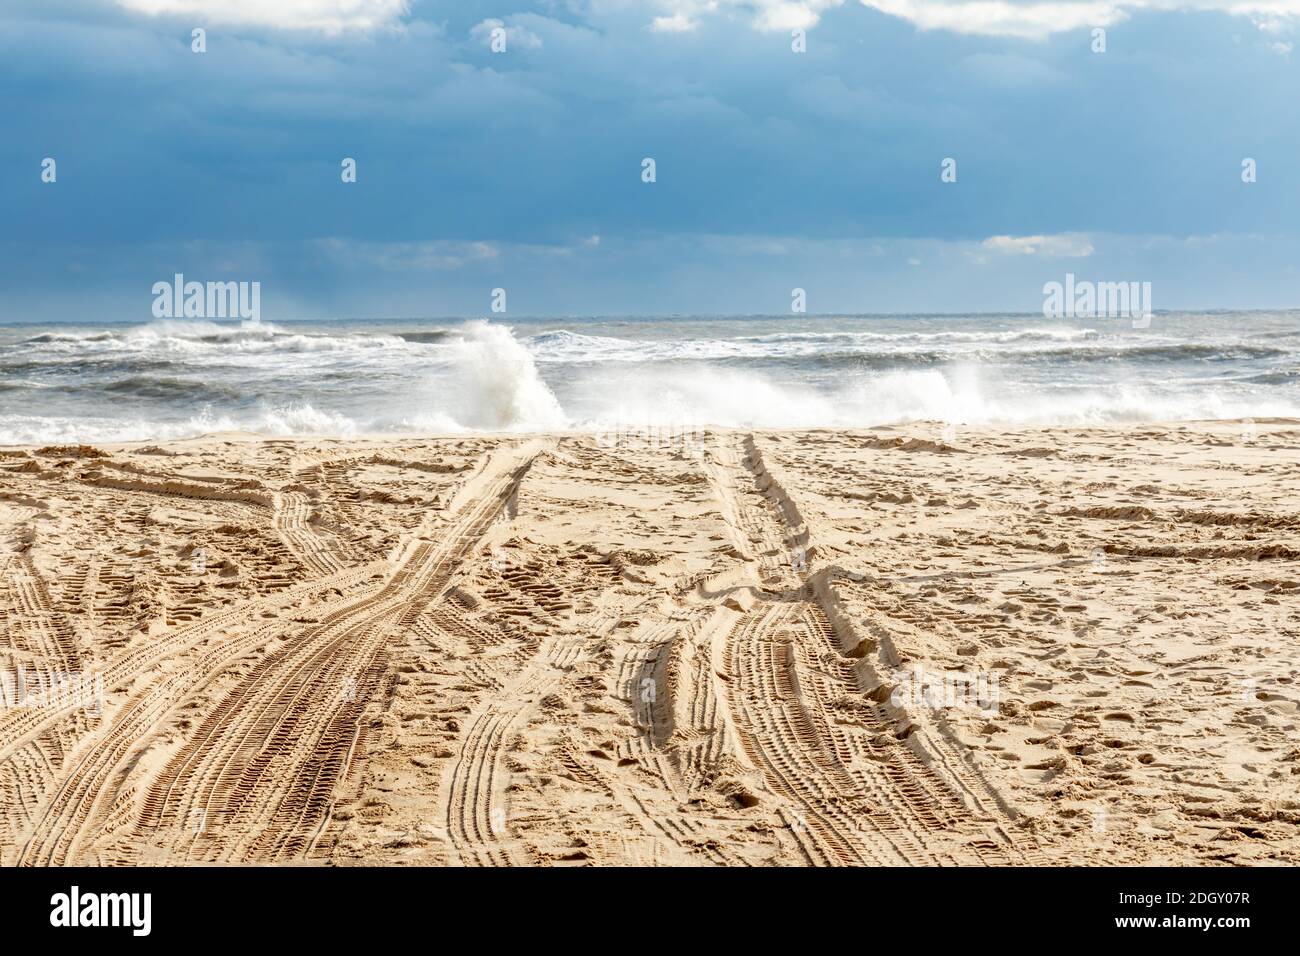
[701,434,1038,866]
[272,491,348,577]
[146,441,546,864]
[17,441,545,865]
[439,635,584,866]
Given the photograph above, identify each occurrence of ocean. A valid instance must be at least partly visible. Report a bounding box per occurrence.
[2,312,1298,445]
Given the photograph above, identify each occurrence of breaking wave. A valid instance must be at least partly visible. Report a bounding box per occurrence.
[2,311,1297,443]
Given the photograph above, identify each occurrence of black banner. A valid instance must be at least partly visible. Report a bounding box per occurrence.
[0,865,1287,942]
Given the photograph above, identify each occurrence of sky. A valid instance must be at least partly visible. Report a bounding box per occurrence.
[3,0,1300,320]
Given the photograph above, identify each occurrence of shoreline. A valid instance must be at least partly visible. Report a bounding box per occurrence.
[6,414,1298,453]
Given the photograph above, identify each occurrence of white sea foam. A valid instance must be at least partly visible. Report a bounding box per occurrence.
[565,365,1300,433]
[521,326,1118,364]
[3,313,1297,443]
[437,321,566,430]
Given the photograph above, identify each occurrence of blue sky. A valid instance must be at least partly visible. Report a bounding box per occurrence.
[3,0,1299,320]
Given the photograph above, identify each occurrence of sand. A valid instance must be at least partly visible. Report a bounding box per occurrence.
[0,420,1297,866]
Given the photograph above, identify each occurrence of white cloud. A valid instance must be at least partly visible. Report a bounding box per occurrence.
[1252,13,1292,31]
[863,1,1122,37]
[651,13,699,31]
[650,1,847,33]
[981,233,1095,256]
[115,0,409,33]
[861,2,1300,39]
[116,0,1300,39]
[752,0,846,28]
[648,1,1300,38]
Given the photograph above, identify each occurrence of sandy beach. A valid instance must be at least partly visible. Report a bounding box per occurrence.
[1,420,1297,866]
